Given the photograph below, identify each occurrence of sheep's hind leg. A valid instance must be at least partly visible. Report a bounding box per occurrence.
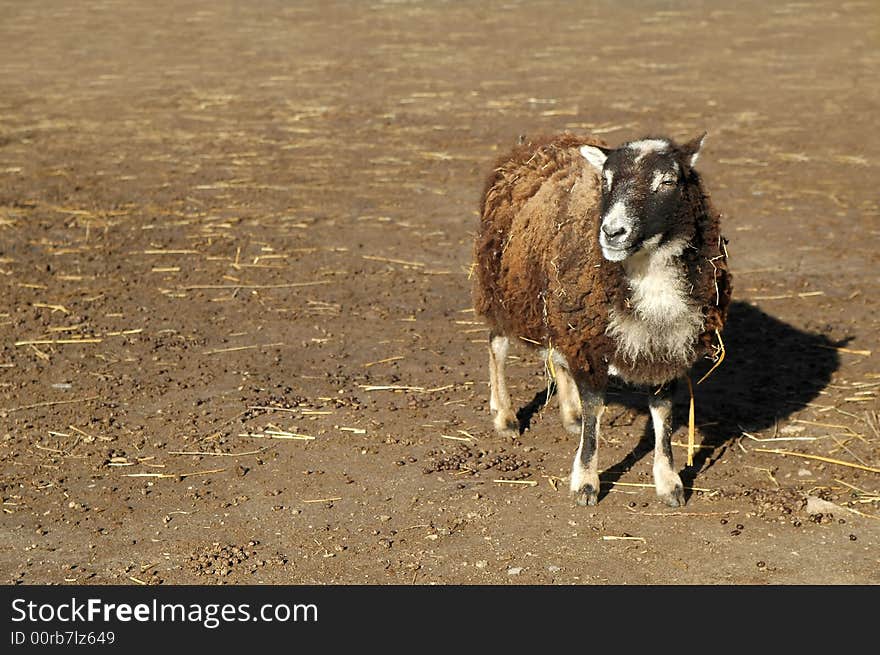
[555,364,582,435]
[570,382,604,506]
[488,333,518,437]
[650,381,685,507]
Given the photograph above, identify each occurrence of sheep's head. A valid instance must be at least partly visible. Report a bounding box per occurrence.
[580,134,705,262]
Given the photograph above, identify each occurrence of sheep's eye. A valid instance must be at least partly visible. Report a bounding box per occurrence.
[651,170,678,192]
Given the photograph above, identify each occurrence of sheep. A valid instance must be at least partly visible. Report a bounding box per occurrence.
[472,132,731,507]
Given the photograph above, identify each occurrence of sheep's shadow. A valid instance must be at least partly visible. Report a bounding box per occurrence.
[516,301,842,501]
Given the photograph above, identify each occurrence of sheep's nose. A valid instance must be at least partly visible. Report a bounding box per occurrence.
[602,224,628,241]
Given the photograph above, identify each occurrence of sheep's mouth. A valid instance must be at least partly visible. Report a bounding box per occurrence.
[601,245,632,262]
[600,238,640,261]
[600,233,653,261]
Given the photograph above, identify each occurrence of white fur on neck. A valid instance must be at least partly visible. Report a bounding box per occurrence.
[606,238,703,365]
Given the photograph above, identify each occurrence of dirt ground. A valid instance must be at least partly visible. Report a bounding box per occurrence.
[0,0,877,585]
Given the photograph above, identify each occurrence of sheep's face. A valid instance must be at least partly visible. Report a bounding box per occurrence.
[580,134,705,262]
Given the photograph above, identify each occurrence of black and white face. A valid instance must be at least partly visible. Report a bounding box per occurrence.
[580,135,704,262]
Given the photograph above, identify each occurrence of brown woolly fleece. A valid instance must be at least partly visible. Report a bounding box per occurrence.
[472,133,732,389]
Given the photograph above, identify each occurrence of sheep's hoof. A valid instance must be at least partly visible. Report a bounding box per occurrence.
[658,484,685,508]
[493,410,519,437]
[572,485,598,507]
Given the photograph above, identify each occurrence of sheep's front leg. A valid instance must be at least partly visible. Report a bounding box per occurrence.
[569,382,604,506]
[650,381,685,507]
[488,333,518,436]
[555,364,583,435]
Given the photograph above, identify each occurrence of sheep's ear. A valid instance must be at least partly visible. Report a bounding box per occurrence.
[681,132,707,167]
[580,144,609,171]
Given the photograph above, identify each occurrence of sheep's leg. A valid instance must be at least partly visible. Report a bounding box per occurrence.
[569,382,605,506]
[555,364,582,435]
[650,381,685,507]
[488,333,518,436]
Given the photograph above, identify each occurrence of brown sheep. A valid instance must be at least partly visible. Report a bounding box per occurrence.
[473,132,731,507]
